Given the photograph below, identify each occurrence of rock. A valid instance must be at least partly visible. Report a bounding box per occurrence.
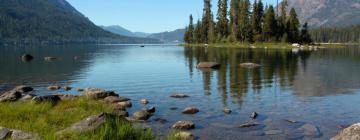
[32,95,61,104]
[223,107,232,114]
[197,62,221,68]
[55,94,79,101]
[298,124,321,137]
[76,88,84,92]
[11,129,41,140]
[47,86,61,91]
[170,107,178,110]
[182,107,199,114]
[21,54,34,62]
[250,112,258,119]
[20,94,36,101]
[112,110,129,118]
[337,125,350,129]
[117,101,132,108]
[0,127,10,139]
[154,118,167,124]
[143,107,156,114]
[175,132,194,140]
[240,63,261,69]
[0,91,22,102]
[104,96,130,103]
[63,86,72,91]
[170,93,189,98]
[240,123,259,128]
[285,119,298,123]
[57,113,110,135]
[331,123,360,140]
[140,99,149,104]
[84,88,117,100]
[44,57,58,61]
[133,110,151,121]
[265,130,283,135]
[13,86,33,93]
[172,121,195,130]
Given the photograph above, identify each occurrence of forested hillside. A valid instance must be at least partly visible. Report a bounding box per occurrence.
[310,25,360,43]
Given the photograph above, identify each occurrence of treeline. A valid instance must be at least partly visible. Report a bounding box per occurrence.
[184,0,312,44]
[310,25,360,43]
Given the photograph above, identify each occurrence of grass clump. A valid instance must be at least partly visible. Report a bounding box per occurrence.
[0,97,154,140]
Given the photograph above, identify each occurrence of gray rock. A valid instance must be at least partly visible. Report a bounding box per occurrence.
[240,63,261,69]
[47,86,61,91]
[240,123,259,128]
[104,96,130,103]
[11,130,41,140]
[112,110,129,118]
[32,95,61,104]
[13,86,33,93]
[0,91,22,102]
[197,62,221,68]
[143,107,156,114]
[331,123,360,140]
[0,127,11,139]
[170,93,189,98]
[298,123,321,137]
[250,112,258,119]
[57,113,108,135]
[133,110,151,121]
[175,132,194,140]
[20,94,36,101]
[140,99,149,104]
[223,107,232,114]
[117,101,132,108]
[182,107,199,114]
[84,88,117,100]
[21,54,34,62]
[172,121,195,130]
[63,86,72,91]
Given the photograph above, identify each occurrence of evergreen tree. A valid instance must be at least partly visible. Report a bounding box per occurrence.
[216,0,229,40]
[230,0,239,42]
[288,8,300,43]
[238,0,252,42]
[263,5,277,41]
[300,22,313,44]
[277,0,288,41]
[201,0,213,43]
[184,15,194,43]
[194,20,202,43]
[251,0,264,42]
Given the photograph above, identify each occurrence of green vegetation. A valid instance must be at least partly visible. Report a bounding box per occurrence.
[0,0,159,45]
[310,25,360,44]
[0,97,154,140]
[184,0,313,45]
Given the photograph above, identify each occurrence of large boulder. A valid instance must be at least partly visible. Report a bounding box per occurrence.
[32,95,61,104]
[197,62,221,69]
[84,88,117,100]
[0,91,22,102]
[57,113,110,135]
[331,123,360,140]
[133,110,151,121]
[172,121,195,130]
[104,96,129,103]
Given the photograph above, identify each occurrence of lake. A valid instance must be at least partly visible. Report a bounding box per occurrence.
[1,44,360,140]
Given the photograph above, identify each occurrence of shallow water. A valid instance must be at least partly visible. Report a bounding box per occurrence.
[1,44,360,139]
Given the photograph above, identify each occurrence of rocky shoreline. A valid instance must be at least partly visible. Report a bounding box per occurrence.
[0,85,358,140]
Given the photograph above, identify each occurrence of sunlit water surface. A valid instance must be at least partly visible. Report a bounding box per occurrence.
[1,44,360,140]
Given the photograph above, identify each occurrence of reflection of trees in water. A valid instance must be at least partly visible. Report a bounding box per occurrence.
[184,47,312,106]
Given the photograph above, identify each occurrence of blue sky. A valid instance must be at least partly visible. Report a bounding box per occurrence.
[67,0,278,33]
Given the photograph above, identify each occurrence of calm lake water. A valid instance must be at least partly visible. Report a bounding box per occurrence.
[1,44,360,140]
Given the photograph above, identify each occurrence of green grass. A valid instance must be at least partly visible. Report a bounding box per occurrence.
[0,97,154,140]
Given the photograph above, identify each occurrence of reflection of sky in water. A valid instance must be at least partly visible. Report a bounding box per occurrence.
[1,45,360,139]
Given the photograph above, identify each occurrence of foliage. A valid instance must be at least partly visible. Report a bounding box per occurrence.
[310,25,360,43]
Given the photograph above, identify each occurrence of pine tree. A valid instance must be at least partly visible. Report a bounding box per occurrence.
[251,0,264,42]
[184,15,194,43]
[263,5,277,41]
[278,0,288,41]
[201,0,213,43]
[300,22,313,44]
[288,8,300,43]
[238,0,252,42]
[194,20,202,43]
[230,0,239,42]
[216,0,229,40]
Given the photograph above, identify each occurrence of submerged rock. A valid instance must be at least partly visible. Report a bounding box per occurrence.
[223,107,232,114]
[197,62,221,69]
[143,107,156,114]
[331,123,360,140]
[170,93,189,98]
[175,132,194,140]
[133,110,151,121]
[140,99,149,104]
[21,54,34,62]
[182,107,199,114]
[298,123,321,138]
[47,86,61,91]
[154,118,167,124]
[250,112,258,119]
[84,88,117,100]
[240,63,261,69]
[172,121,195,130]
[240,123,259,128]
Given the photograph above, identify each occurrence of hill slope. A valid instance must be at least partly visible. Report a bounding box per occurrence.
[100,25,150,38]
[147,29,185,43]
[287,0,360,27]
[0,0,160,44]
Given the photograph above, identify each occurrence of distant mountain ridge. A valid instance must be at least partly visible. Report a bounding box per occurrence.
[287,0,360,27]
[100,25,150,38]
[0,0,160,44]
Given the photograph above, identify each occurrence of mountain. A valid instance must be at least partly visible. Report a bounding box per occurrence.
[0,0,160,45]
[287,0,360,27]
[100,25,150,38]
[147,29,185,43]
